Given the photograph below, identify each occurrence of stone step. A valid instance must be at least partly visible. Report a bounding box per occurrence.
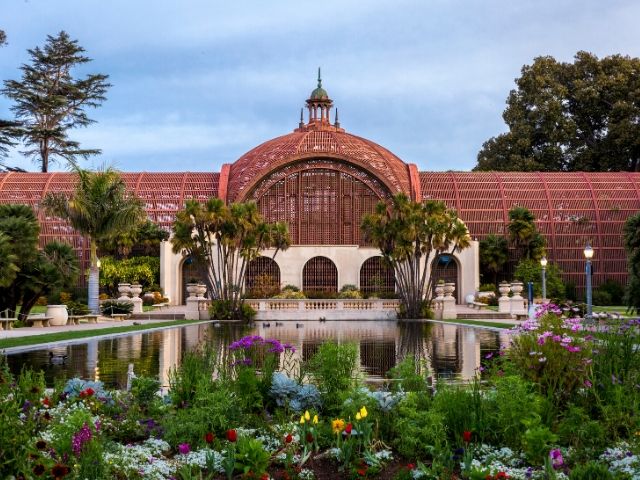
[457,313,513,320]
[129,313,186,320]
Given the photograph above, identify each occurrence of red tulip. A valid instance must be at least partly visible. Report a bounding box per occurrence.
[85,387,95,397]
[345,423,353,435]
[285,433,293,444]
[42,397,51,407]
[463,430,472,443]
[204,432,215,444]
[407,463,415,470]
[306,432,314,443]
[226,429,237,442]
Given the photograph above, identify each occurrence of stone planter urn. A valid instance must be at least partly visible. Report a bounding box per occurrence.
[443,282,456,298]
[434,282,445,298]
[510,282,524,296]
[129,284,143,298]
[498,282,511,297]
[46,305,69,326]
[186,283,198,298]
[117,283,131,297]
[196,283,207,297]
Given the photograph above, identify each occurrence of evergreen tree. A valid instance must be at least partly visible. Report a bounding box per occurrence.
[2,31,110,172]
[479,234,509,285]
[508,206,546,261]
[0,29,22,170]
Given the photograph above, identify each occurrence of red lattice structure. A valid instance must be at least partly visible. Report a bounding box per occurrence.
[0,172,219,282]
[359,256,396,294]
[303,256,338,293]
[251,160,387,245]
[420,172,640,292]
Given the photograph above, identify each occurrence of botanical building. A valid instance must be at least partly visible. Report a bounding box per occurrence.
[1,75,639,304]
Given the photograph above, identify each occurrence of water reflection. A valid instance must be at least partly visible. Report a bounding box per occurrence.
[5,321,510,388]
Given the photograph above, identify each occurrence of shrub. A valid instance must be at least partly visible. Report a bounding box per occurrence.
[592,288,612,306]
[387,356,428,392]
[303,290,338,299]
[569,462,614,480]
[479,283,496,292]
[306,341,359,411]
[273,288,306,299]
[269,372,322,413]
[64,300,91,316]
[99,256,160,297]
[100,300,133,316]
[338,286,362,299]
[130,376,160,406]
[514,259,565,300]
[209,300,256,321]
[392,393,447,459]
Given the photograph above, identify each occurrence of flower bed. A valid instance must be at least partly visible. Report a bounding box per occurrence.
[1,313,640,479]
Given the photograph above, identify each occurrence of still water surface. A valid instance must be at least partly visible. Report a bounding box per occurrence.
[6,321,510,388]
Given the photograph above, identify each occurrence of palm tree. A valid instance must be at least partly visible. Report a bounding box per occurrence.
[479,234,509,285]
[362,193,471,319]
[42,166,145,313]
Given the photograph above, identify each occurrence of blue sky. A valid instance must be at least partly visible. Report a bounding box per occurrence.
[1,0,639,172]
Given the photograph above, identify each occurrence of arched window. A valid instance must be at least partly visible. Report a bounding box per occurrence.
[245,257,281,298]
[359,256,395,295]
[302,256,338,293]
[181,256,206,304]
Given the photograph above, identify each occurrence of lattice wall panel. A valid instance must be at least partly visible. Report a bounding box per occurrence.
[303,256,338,292]
[0,172,219,285]
[359,256,395,294]
[252,161,386,246]
[420,172,640,292]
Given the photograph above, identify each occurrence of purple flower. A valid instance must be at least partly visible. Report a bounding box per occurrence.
[549,449,564,469]
[178,443,190,455]
[72,423,93,456]
[584,379,592,388]
[283,342,296,353]
[484,352,494,360]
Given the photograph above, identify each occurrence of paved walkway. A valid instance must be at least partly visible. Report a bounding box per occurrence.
[0,317,181,339]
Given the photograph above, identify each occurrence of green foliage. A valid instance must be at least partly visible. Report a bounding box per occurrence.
[130,376,160,406]
[623,212,640,313]
[557,406,606,456]
[172,198,290,319]
[514,259,565,299]
[475,51,640,173]
[234,436,270,477]
[306,341,359,412]
[508,207,546,262]
[100,300,133,315]
[362,193,471,319]
[387,356,428,393]
[521,416,558,466]
[392,392,447,459]
[2,31,110,172]
[64,300,91,316]
[50,406,96,456]
[338,284,362,299]
[273,287,306,299]
[569,462,614,480]
[209,300,256,321]
[479,234,509,284]
[99,256,160,297]
[100,219,169,258]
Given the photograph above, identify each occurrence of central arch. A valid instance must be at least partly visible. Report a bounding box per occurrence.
[303,256,338,293]
[249,159,390,245]
[431,254,461,303]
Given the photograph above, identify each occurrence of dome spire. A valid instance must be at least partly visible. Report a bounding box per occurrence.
[317,67,322,88]
[295,69,343,133]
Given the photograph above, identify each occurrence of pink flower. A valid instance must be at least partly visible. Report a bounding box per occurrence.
[178,443,190,455]
[549,449,564,469]
[584,380,592,388]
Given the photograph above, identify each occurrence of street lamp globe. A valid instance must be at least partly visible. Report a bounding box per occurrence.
[540,256,548,268]
[583,243,594,259]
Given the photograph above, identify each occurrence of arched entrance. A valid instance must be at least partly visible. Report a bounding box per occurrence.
[359,256,395,297]
[303,256,338,293]
[181,256,206,305]
[245,257,281,298]
[431,254,461,303]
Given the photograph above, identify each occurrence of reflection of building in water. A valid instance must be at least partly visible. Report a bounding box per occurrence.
[360,340,396,378]
[159,328,183,387]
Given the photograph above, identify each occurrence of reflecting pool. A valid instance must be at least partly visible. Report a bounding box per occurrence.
[5,321,510,388]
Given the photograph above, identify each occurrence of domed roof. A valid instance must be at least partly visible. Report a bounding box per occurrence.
[309,68,330,100]
[227,128,411,202]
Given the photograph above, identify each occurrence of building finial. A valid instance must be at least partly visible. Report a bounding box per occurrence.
[317,67,322,88]
[299,108,304,128]
[334,108,340,128]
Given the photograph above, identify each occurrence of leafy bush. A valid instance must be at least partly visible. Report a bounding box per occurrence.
[273,288,306,299]
[234,436,270,477]
[63,378,113,404]
[306,341,359,411]
[387,356,428,392]
[479,283,497,292]
[521,415,558,465]
[99,256,160,297]
[130,376,160,406]
[338,284,362,299]
[64,300,91,316]
[569,461,614,479]
[392,393,447,459]
[100,300,134,315]
[209,299,256,321]
[514,259,565,300]
[303,290,338,299]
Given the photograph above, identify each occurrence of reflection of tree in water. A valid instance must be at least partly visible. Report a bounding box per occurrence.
[397,322,433,376]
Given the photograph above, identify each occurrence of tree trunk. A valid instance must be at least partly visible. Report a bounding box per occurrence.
[88,242,100,313]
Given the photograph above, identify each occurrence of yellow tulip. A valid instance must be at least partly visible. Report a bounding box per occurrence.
[360,406,368,418]
[356,412,361,421]
[331,419,345,434]
[304,410,311,421]
[299,415,305,424]
[313,414,318,424]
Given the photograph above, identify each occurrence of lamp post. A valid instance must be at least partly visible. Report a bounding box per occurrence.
[540,256,547,303]
[583,243,594,323]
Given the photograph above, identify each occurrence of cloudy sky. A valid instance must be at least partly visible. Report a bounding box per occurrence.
[1,0,639,172]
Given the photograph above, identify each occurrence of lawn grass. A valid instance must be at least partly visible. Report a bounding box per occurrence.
[0,320,198,349]
[439,318,516,329]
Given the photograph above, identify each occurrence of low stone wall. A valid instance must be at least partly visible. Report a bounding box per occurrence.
[246,299,399,320]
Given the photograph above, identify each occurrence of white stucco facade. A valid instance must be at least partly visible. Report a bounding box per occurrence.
[160,240,480,307]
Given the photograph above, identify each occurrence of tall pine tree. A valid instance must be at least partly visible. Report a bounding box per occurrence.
[0,29,23,170]
[2,31,110,172]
